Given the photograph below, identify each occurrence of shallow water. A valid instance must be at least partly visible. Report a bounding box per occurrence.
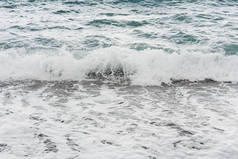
[0,80,238,159]
[0,0,238,158]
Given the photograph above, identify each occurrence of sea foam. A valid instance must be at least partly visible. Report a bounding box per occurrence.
[0,47,237,85]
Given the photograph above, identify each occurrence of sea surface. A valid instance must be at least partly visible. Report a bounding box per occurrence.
[0,0,238,159]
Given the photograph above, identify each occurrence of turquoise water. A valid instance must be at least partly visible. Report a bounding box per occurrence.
[0,0,237,53]
[0,0,238,83]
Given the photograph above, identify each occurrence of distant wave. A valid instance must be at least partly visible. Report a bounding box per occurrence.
[0,47,237,85]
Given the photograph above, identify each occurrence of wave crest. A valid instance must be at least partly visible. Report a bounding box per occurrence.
[0,47,237,85]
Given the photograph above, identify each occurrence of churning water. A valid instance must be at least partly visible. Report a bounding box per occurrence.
[0,0,238,159]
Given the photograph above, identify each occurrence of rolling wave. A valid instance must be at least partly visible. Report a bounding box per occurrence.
[0,47,237,85]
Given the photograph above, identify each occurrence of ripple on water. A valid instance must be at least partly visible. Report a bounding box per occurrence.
[100,12,130,17]
[63,1,98,6]
[87,19,124,27]
[223,44,238,55]
[87,19,149,28]
[172,13,193,23]
[34,37,63,48]
[129,42,159,51]
[53,10,71,14]
[0,40,30,50]
[82,35,114,49]
[132,29,159,39]
[165,31,200,45]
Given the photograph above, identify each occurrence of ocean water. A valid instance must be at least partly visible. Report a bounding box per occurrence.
[0,0,238,158]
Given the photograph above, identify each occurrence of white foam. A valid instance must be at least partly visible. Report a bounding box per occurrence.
[0,47,238,85]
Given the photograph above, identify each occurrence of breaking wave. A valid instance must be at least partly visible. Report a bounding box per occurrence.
[0,47,238,85]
